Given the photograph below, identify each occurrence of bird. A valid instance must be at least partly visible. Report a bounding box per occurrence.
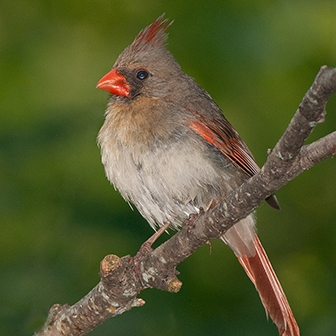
[96,15,299,336]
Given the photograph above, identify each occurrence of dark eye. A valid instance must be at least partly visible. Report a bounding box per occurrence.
[136,70,149,80]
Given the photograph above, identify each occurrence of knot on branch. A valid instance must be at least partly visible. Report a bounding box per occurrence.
[100,254,122,277]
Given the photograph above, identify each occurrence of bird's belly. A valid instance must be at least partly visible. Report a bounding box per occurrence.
[102,138,239,230]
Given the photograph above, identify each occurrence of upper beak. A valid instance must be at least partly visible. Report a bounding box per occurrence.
[96,68,130,97]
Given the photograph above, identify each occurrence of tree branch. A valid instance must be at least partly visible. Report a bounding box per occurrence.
[35,66,336,336]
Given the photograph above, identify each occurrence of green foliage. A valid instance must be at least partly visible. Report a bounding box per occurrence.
[0,1,335,335]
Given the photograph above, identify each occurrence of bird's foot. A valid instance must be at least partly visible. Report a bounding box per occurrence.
[205,199,219,211]
[182,212,200,230]
[133,222,170,268]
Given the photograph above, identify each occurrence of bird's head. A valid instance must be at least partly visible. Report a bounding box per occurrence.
[97,15,186,101]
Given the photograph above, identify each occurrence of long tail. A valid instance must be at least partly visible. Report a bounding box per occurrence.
[221,217,300,336]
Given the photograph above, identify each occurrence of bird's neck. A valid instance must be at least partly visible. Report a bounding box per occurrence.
[99,98,177,153]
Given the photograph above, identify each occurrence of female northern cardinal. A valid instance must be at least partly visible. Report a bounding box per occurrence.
[96,15,299,336]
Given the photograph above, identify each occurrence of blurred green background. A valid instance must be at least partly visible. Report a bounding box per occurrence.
[1,1,336,335]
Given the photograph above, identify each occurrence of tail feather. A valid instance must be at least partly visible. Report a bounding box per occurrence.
[237,236,299,336]
[221,219,299,336]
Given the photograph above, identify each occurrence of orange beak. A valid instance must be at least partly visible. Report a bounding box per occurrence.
[96,68,130,97]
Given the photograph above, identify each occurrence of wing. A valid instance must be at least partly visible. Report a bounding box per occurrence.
[187,106,259,177]
[186,106,280,209]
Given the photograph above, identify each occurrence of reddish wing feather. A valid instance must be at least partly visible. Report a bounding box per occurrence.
[188,111,260,177]
[188,108,280,209]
